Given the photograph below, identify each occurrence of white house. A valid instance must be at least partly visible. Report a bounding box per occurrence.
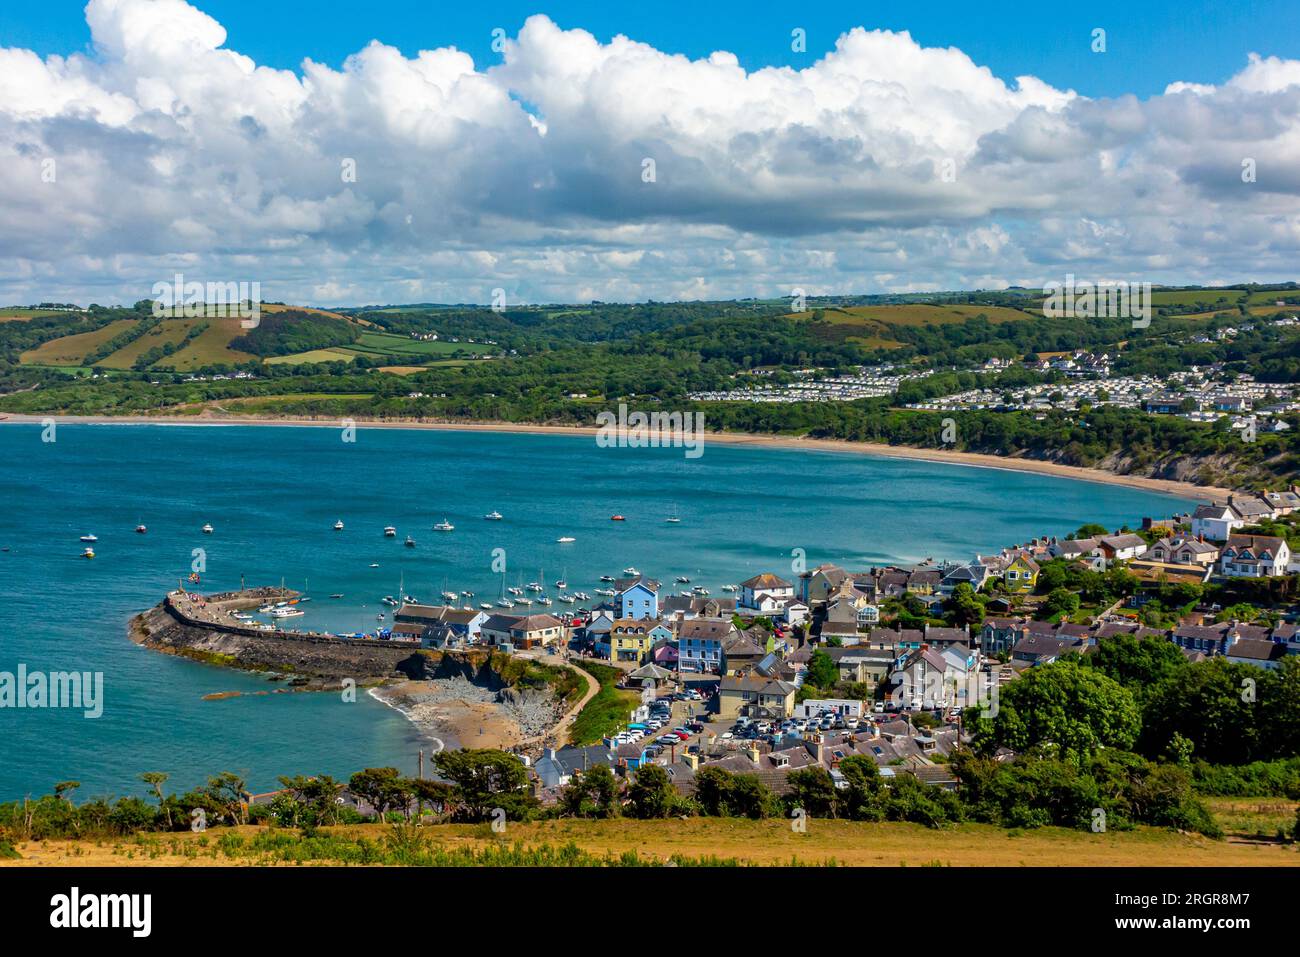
[739,573,794,611]
[1190,503,1243,542]
[1219,535,1292,577]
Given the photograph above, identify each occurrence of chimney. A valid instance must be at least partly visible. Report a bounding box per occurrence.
[685,753,699,771]
[544,747,557,761]
[747,746,761,765]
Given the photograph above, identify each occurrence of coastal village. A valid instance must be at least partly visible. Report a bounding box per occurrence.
[345,485,1300,803]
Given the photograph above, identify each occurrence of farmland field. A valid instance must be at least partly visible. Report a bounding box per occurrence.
[1150,289,1245,307]
[155,317,259,370]
[96,318,195,369]
[18,318,138,366]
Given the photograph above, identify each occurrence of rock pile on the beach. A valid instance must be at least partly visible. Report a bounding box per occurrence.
[499,685,566,739]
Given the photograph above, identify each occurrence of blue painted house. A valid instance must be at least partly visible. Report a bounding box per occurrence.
[676,617,737,674]
[616,576,660,620]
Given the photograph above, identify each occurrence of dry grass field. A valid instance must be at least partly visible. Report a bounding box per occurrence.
[4,816,1296,868]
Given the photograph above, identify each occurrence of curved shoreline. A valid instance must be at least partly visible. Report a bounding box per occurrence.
[0,412,1226,502]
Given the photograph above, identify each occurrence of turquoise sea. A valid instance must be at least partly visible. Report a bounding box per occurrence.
[0,423,1194,798]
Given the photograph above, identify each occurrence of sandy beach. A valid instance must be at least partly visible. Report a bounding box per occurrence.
[0,411,1229,502]
[370,680,526,753]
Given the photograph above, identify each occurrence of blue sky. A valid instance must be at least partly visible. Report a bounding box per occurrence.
[5,0,1299,98]
[2,0,1299,305]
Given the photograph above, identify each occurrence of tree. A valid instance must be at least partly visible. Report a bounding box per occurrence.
[1041,587,1080,619]
[728,774,778,819]
[140,772,172,829]
[785,767,837,818]
[562,765,623,818]
[693,767,735,816]
[946,583,985,628]
[53,781,80,806]
[807,649,839,689]
[985,660,1140,761]
[836,755,885,820]
[201,772,249,825]
[1084,633,1186,691]
[430,749,534,822]
[626,764,677,819]
[347,768,412,820]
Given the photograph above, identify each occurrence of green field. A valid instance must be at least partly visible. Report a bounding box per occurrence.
[19,319,139,366]
[97,319,195,369]
[1151,288,1246,308]
[267,331,498,368]
[155,318,258,370]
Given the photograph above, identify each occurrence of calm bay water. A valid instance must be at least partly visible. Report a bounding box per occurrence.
[0,423,1193,798]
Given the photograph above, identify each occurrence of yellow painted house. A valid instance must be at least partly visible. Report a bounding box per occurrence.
[1003,552,1040,593]
[610,618,671,664]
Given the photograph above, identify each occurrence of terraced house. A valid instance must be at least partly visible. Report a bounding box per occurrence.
[609,618,673,664]
[676,616,737,674]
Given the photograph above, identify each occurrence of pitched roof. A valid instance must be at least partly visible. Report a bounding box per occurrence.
[740,572,792,589]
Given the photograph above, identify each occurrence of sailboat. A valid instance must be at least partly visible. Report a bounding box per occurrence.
[554,567,567,589]
[495,571,515,608]
[666,503,681,523]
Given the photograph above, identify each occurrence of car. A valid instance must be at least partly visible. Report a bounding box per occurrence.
[873,702,885,713]
[720,731,734,740]
[845,716,860,729]
[672,731,691,740]
[656,735,678,745]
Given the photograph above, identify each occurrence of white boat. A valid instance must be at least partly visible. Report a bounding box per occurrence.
[693,586,710,596]
[201,523,214,534]
[381,596,399,606]
[404,536,416,547]
[537,596,552,606]
[600,575,615,582]
[441,590,458,602]
[383,526,397,537]
[622,566,639,576]
[721,584,739,592]
[507,586,524,597]
[79,534,98,543]
[433,519,454,532]
[558,593,576,603]
[270,607,304,619]
[666,503,681,523]
[574,591,591,600]
[484,511,503,521]
[675,575,691,583]
[369,562,380,568]
[556,536,575,543]
[461,590,474,597]
[516,596,533,606]
[595,587,615,597]
[333,520,344,531]
[81,547,95,559]
[480,602,493,610]
[258,603,276,613]
[496,598,515,608]
[527,582,543,592]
